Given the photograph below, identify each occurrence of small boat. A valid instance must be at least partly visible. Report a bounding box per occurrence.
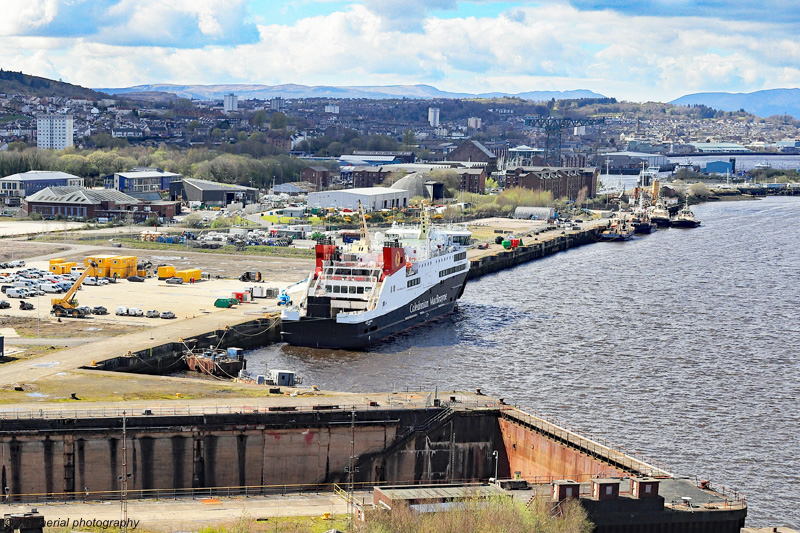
[184,347,246,377]
[630,217,656,234]
[649,201,672,227]
[598,218,635,241]
[671,202,701,228]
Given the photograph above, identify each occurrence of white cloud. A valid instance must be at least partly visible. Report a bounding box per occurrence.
[0,0,59,35]
[2,1,800,102]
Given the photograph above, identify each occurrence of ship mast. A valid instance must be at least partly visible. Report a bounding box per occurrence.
[357,200,371,249]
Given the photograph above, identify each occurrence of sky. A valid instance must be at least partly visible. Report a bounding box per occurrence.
[1,0,798,102]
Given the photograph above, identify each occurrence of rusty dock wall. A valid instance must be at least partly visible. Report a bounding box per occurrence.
[89,316,281,375]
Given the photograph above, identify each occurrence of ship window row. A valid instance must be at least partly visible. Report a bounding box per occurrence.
[331,267,379,277]
[439,264,467,278]
[326,285,367,295]
[454,251,467,262]
[407,277,420,288]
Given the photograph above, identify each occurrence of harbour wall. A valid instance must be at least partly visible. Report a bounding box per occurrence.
[0,405,649,501]
[89,316,281,375]
[468,229,598,280]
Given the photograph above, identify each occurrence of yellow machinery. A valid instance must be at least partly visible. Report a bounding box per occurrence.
[51,261,98,318]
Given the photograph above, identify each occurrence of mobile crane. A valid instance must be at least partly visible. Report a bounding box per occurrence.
[51,261,98,318]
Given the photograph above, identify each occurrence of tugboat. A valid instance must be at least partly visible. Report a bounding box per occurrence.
[598,217,635,241]
[280,203,471,349]
[184,347,246,377]
[671,201,701,228]
[648,200,672,227]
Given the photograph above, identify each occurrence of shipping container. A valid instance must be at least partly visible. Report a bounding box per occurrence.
[157,265,176,279]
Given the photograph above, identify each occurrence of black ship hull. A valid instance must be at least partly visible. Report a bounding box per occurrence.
[281,271,469,350]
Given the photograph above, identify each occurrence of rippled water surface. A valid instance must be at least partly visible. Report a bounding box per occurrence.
[249,196,800,529]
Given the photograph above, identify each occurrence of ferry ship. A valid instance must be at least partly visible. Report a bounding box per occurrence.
[280,206,471,349]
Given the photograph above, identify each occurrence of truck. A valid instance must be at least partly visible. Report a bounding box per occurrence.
[51,261,99,318]
[239,271,262,282]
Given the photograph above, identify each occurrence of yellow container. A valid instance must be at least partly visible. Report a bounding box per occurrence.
[49,264,65,274]
[137,269,148,277]
[175,269,201,282]
[49,258,66,265]
[157,265,175,279]
[95,267,110,278]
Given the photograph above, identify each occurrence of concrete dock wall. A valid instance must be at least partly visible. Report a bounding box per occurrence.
[468,230,597,280]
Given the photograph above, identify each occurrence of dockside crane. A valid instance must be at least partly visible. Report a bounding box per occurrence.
[51,261,98,318]
[524,116,605,166]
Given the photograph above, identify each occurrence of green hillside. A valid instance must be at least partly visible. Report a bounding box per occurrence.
[0,70,106,100]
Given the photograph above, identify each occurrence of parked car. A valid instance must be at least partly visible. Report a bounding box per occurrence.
[18,301,33,310]
[76,306,92,316]
[0,300,10,309]
[165,277,183,285]
[92,306,108,315]
[115,306,128,316]
[84,277,109,286]
[127,308,143,317]
[145,310,160,318]
[6,288,29,298]
[160,311,176,319]
[127,276,145,282]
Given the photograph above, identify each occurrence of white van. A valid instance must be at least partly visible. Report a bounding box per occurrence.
[115,306,128,316]
[7,288,29,298]
[40,283,63,293]
[13,281,35,289]
[127,308,143,316]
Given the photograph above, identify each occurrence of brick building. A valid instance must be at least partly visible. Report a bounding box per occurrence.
[457,168,486,194]
[300,166,330,190]
[23,186,178,221]
[506,166,599,200]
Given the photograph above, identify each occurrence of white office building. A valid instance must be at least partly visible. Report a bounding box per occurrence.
[36,114,73,150]
[428,107,440,128]
[223,93,238,113]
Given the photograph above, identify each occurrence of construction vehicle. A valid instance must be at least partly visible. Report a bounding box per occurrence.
[51,261,98,318]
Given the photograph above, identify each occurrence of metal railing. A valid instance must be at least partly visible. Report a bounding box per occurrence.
[0,398,498,421]
[501,408,674,477]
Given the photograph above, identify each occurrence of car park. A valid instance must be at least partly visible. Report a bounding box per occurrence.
[165,277,183,284]
[145,310,160,318]
[160,311,176,319]
[92,306,108,315]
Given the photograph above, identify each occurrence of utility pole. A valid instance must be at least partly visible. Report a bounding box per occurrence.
[347,408,356,531]
[120,411,129,533]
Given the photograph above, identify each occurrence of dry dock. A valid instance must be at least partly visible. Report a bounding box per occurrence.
[0,395,746,532]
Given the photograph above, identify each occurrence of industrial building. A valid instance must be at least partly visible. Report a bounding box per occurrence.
[36,114,73,150]
[22,186,178,221]
[0,171,84,205]
[307,187,408,212]
[506,166,599,200]
[169,178,258,207]
[444,140,498,176]
[104,167,182,193]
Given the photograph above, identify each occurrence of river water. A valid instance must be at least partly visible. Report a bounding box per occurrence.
[248,196,800,529]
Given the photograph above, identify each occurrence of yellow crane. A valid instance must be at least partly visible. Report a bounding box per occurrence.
[51,261,98,318]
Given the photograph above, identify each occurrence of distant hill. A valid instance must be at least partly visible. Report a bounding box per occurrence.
[670,88,800,119]
[0,70,106,100]
[96,83,606,102]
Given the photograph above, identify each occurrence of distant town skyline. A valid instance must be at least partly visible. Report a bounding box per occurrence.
[2,0,797,103]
